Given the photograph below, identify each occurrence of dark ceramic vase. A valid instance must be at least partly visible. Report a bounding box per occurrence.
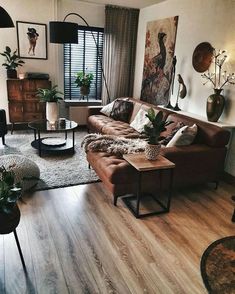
[0,205,21,234]
[7,69,17,79]
[206,89,225,122]
[80,86,90,96]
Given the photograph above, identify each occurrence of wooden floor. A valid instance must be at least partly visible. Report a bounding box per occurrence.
[0,181,234,294]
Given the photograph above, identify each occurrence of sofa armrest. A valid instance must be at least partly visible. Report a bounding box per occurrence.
[88,106,103,117]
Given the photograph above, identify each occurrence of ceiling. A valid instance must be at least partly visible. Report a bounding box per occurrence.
[78,0,165,9]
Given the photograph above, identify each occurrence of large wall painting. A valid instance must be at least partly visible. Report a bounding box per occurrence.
[141,16,178,105]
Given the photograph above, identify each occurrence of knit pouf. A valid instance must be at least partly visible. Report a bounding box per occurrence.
[0,155,40,191]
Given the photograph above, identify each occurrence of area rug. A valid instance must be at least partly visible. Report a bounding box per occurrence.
[200,236,235,294]
[0,129,99,190]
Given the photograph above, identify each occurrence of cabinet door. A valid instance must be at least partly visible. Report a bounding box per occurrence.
[23,79,51,91]
[23,112,44,122]
[23,102,45,113]
[9,102,24,122]
[7,80,23,101]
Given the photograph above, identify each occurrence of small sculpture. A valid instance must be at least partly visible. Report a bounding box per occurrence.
[173,74,187,111]
[166,56,177,109]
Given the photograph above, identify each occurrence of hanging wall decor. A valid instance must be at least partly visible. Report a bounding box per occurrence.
[141,16,178,105]
[16,21,47,60]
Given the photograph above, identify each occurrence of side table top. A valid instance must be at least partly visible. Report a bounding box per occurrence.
[123,153,175,171]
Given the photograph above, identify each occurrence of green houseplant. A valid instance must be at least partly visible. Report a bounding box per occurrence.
[75,72,94,96]
[0,166,22,234]
[37,85,63,123]
[0,46,25,79]
[143,108,171,160]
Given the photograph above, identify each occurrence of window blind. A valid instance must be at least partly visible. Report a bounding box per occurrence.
[64,26,104,100]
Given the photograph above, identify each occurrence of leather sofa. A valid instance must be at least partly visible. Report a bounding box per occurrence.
[86,98,230,203]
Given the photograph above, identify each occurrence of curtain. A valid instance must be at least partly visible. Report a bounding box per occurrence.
[103,5,139,104]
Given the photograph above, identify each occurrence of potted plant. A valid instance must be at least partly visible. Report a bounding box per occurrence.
[0,166,22,234]
[75,72,94,96]
[143,108,171,160]
[37,85,63,123]
[0,46,25,79]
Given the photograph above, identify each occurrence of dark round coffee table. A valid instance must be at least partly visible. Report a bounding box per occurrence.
[28,119,78,157]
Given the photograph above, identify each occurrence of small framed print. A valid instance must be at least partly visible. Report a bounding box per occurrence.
[16,21,48,60]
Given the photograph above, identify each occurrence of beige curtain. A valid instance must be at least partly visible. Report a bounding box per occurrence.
[103,5,139,104]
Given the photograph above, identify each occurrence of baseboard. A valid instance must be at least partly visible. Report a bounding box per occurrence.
[222,171,235,185]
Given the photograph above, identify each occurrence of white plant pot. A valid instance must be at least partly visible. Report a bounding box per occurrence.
[46,102,58,123]
[145,143,161,160]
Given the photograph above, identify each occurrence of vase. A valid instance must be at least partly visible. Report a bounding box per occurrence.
[0,205,20,235]
[7,69,17,79]
[80,86,90,96]
[206,89,225,122]
[46,102,58,124]
[145,143,161,160]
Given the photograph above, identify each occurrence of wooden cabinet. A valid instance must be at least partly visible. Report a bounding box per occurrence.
[7,79,51,125]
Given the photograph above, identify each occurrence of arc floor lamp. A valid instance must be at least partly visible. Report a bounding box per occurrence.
[0,6,14,28]
[49,13,110,103]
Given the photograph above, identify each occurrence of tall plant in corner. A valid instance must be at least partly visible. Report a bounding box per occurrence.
[143,108,171,160]
[0,46,25,79]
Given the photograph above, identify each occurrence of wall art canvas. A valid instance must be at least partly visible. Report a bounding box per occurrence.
[141,16,178,105]
[16,21,47,60]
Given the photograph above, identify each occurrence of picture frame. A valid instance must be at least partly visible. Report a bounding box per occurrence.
[16,21,48,60]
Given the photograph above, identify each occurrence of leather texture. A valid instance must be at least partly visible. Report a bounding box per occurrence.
[86,98,230,198]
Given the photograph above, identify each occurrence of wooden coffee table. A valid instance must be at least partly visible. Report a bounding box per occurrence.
[122,153,175,218]
[28,119,78,157]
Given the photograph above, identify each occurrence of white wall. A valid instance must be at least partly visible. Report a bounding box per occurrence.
[134,0,235,175]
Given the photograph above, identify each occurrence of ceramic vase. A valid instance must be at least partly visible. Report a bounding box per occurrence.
[206,89,225,122]
[7,69,17,79]
[46,102,58,123]
[145,143,161,160]
[80,86,90,96]
[0,205,20,234]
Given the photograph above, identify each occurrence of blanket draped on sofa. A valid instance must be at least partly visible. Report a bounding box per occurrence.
[81,134,146,157]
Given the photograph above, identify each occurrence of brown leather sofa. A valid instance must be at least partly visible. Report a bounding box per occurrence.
[87,98,230,203]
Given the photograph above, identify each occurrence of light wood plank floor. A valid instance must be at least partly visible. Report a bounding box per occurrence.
[0,181,234,294]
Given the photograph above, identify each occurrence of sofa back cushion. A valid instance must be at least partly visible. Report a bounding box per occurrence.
[166,113,230,147]
[110,100,134,122]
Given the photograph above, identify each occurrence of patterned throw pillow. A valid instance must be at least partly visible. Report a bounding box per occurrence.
[100,101,115,117]
[160,122,185,146]
[130,109,150,133]
[110,100,134,122]
[166,124,198,147]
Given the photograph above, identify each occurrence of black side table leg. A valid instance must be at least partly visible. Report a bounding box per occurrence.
[38,130,41,157]
[13,229,26,270]
[33,129,37,141]
[72,130,75,153]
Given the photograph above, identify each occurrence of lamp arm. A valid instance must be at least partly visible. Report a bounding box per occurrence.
[63,13,111,103]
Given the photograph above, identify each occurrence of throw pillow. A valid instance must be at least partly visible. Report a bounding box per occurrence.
[110,100,134,122]
[166,124,198,147]
[100,101,115,117]
[160,122,185,145]
[130,109,150,133]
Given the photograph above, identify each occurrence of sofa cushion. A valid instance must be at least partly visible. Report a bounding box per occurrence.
[110,100,134,122]
[129,101,143,123]
[166,124,198,147]
[102,121,141,138]
[87,115,115,133]
[100,101,115,117]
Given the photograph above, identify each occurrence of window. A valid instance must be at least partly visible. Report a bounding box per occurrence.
[64,26,104,100]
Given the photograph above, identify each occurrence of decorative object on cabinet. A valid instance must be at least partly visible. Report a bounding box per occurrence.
[0,6,14,28]
[173,74,187,111]
[192,42,214,73]
[36,85,63,123]
[201,48,235,122]
[140,16,179,105]
[166,55,177,109]
[16,21,47,60]
[7,78,51,132]
[0,46,25,78]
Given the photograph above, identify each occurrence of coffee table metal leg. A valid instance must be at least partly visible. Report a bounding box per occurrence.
[33,129,36,141]
[65,130,67,140]
[72,130,75,153]
[13,229,26,270]
[38,130,41,157]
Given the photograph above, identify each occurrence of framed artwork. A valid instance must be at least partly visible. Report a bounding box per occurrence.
[16,21,48,60]
[141,16,179,105]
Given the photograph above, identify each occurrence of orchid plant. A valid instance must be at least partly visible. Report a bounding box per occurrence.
[201,49,235,90]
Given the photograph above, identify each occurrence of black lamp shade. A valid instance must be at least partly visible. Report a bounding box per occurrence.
[49,21,78,44]
[0,6,14,28]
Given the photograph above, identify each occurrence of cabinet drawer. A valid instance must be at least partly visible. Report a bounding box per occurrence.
[24,113,44,122]
[23,102,45,113]
[24,92,38,101]
[9,102,24,122]
[7,80,23,101]
[23,79,51,91]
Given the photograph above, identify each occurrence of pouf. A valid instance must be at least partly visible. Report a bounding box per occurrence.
[0,155,40,191]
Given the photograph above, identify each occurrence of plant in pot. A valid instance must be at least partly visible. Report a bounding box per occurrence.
[0,166,22,234]
[143,108,171,160]
[0,46,25,79]
[37,85,63,124]
[75,72,94,97]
